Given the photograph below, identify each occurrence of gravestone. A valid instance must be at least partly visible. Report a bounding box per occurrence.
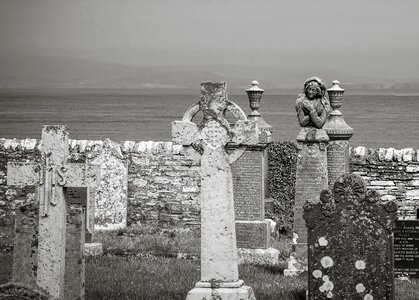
[394,219,419,278]
[303,173,398,299]
[7,125,98,299]
[228,81,278,265]
[285,77,330,276]
[11,200,86,300]
[173,82,257,300]
[323,80,353,188]
[12,202,39,288]
[89,138,128,230]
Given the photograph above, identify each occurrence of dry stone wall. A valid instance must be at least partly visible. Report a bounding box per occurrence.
[350,146,419,220]
[1,138,418,228]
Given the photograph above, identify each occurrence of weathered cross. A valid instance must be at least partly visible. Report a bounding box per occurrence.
[7,125,99,300]
[173,82,258,298]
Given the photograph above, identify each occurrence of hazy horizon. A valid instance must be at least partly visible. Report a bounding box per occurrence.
[1,0,419,88]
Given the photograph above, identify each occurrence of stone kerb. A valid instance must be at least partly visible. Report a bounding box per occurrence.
[350,146,419,219]
[303,173,398,299]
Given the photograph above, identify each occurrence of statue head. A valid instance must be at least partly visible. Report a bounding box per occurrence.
[303,77,326,100]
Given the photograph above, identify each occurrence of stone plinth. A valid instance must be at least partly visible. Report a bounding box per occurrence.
[324,80,353,188]
[64,206,85,300]
[303,173,397,299]
[186,286,255,300]
[285,127,328,276]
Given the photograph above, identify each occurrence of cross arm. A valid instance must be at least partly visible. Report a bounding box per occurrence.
[172,121,200,146]
[64,164,100,188]
[7,162,43,186]
[230,120,259,146]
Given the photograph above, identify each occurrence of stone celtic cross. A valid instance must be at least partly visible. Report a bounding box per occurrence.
[303,173,398,299]
[173,82,257,299]
[7,125,99,300]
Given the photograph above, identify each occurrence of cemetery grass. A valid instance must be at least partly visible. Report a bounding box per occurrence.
[1,225,419,299]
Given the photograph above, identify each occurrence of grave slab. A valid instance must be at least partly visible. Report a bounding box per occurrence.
[394,219,419,278]
[303,173,398,299]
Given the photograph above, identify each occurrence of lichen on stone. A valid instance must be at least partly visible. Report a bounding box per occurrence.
[320,256,334,268]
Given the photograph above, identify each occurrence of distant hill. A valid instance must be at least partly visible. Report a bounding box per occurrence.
[1,54,419,93]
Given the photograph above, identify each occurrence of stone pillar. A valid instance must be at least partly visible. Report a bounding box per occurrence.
[284,76,330,276]
[323,80,354,188]
[228,81,279,265]
[64,206,85,300]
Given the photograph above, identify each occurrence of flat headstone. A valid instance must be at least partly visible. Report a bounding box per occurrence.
[394,220,419,278]
[303,173,398,299]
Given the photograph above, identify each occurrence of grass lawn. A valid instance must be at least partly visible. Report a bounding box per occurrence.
[1,225,419,299]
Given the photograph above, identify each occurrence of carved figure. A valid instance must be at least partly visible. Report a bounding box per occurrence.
[296,77,331,129]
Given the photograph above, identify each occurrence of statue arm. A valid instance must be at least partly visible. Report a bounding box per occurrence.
[296,96,310,127]
[309,108,327,129]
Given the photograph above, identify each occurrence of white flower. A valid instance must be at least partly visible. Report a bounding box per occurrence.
[313,270,322,278]
[318,237,328,246]
[364,294,373,300]
[356,283,366,293]
[327,291,333,298]
[320,256,334,268]
[322,275,330,282]
[355,260,366,270]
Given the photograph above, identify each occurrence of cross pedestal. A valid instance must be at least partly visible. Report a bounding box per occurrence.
[173,82,257,300]
[7,125,99,300]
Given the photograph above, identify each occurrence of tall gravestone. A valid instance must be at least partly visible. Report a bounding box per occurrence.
[228,81,278,265]
[284,77,330,276]
[173,82,257,300]
[303,173,398,299]
[6,125,98,300]
[323,80,354,188]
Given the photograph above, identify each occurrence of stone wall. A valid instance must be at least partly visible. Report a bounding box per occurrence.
[1,138,418,228]
[350,146,419,220]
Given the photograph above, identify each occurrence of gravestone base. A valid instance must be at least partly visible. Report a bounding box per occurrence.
[236,221,270,249]
[237,248,279,265]
[84,242,103,256]
[284,242,308,277]
[186,286,256,300]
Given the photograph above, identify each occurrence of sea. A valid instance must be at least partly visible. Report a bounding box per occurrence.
[0,89,418,149]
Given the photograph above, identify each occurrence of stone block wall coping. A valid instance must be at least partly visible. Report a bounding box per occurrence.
[0,138,186,156]
[350,146,419,162]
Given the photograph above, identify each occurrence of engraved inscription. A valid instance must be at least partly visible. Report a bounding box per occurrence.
[327,141,349,188]
[235,222,269,249]
[231,151,263,221]
[394,220,419,278]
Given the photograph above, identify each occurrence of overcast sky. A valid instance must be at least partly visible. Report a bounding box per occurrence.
[1,0,419,79]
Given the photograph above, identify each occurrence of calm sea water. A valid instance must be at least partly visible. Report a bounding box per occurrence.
[0,89,418,149]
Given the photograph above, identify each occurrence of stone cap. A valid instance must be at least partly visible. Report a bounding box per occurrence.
[351,146,419,162]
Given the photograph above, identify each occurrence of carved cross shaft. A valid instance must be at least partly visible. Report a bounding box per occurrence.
[6,125,99,300]
[172,82,258,286]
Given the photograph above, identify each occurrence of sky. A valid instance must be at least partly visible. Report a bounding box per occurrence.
[1,0,419,79]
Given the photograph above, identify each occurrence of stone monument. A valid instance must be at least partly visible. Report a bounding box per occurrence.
[303,173,398,299]
[172,82,257,300]
[323,80,354,188]
[284,76,331,276]
[6,125,99,300]
[227,81,278,265]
